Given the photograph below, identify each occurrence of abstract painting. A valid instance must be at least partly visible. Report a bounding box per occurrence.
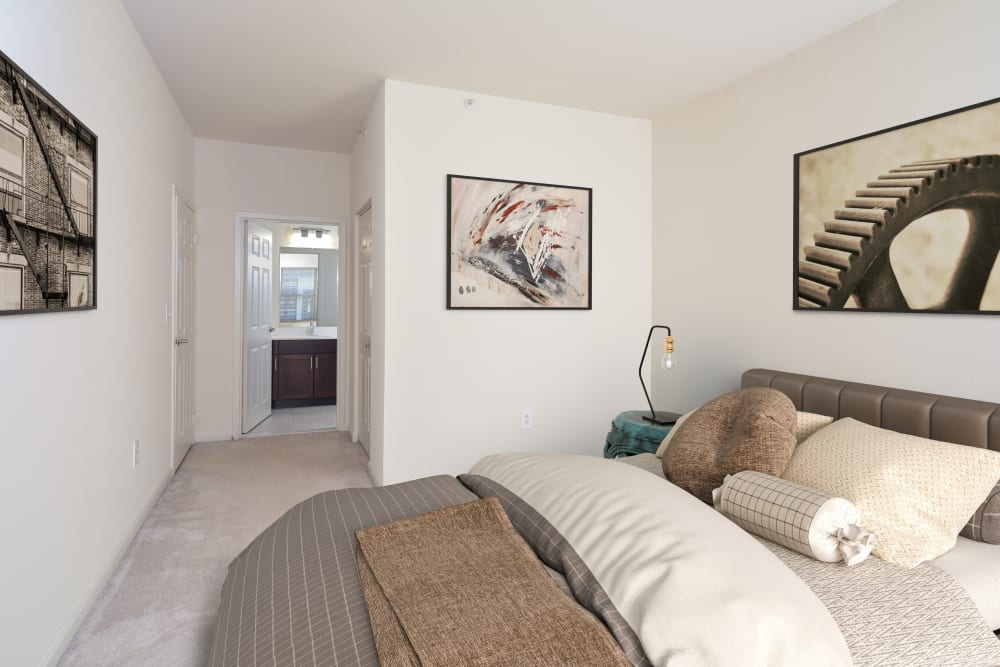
[795,96,1000,314]
[447,175,591,309]
[0,48,97,315]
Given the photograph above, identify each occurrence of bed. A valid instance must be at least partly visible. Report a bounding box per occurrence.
[208,369,1000,666]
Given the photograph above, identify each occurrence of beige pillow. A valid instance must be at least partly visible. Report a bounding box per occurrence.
[795,412,833,442]
[654,410,692,457]
[656,410,832,458]
[784,418,1000,568]
[662,388,797,503]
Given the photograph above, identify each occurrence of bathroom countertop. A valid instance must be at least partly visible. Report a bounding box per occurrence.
[272,326,338,341]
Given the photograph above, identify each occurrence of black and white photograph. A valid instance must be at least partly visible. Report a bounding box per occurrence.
[795,97,1000,314]
[0,49,97,315]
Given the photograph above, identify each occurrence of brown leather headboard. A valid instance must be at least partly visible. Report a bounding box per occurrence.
[742,369,1000,452]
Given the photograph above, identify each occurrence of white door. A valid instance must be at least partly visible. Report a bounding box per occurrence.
[172,194,196,469]
[242,222,273,433]
[358,206,372,451]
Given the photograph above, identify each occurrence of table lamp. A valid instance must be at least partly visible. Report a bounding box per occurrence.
[639,325,681,425]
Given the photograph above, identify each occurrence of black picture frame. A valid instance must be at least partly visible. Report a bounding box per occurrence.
[794,96,1000,314]
[447,174,592,310]
[0,48,98,316]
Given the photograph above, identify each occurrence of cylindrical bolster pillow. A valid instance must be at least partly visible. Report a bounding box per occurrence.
[712,471,877,566]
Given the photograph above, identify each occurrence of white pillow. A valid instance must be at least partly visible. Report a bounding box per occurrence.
[713,470,877,565]
[656,410,833,458]
[783,418,1000,568]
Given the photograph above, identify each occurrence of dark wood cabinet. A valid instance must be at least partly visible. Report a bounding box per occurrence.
[272,339,337,407]
[313,353,337,399]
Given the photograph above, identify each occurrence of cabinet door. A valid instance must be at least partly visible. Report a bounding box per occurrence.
[275,354,314,400]
[313,352,337,400]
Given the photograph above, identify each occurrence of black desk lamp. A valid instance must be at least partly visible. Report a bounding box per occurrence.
[639,325,680,425]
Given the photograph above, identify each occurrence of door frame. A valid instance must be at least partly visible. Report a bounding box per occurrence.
[231,212,349,440]
[171,185,196,471]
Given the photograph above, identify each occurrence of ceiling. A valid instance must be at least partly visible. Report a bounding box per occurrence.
[121,0,899,153]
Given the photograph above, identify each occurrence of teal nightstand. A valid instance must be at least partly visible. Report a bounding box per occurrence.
[604,410,677,458]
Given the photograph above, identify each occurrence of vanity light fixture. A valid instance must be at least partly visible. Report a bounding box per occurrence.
[638,325,681,425]
[300,229,309,238]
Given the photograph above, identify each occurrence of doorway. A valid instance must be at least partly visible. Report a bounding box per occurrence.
[236,215,345,438]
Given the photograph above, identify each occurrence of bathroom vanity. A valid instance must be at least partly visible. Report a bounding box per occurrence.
[271,337,337,407]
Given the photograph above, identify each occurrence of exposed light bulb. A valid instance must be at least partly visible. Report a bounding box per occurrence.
[660,335,675,369]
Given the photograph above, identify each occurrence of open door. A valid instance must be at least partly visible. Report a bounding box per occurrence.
[172,192,196,469]
[242,221,273,433]
[358,206,372,451]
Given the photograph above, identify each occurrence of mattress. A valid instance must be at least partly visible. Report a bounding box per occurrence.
[933,537,1000,630]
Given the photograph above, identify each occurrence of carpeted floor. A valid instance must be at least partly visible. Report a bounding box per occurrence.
[60,431,371,666]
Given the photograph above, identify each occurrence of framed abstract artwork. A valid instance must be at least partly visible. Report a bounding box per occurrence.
[447,174,592,309]
[794,96,1000,314]
[0,48,97,315]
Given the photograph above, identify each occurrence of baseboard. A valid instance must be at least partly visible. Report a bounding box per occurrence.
[42,467,174,666]
[197,431,238,444]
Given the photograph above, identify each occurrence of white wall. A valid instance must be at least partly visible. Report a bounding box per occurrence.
[380,80,652,484]
[350,87,386,483]
[652,0,1000,411]
[193,139,350,441]
[0,2,194,664]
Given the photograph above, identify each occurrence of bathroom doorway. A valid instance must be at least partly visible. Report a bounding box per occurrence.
[236,215,346,438]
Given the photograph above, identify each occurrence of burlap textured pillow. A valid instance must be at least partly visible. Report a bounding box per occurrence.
[783,418,1000,568]
[961,480,1000,544]
[657,410,833,459]
[661,388,796,503]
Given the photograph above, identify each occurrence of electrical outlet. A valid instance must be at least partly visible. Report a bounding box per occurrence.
[520,409,533,430]
[132,440,140,468]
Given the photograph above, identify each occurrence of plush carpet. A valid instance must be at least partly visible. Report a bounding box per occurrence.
[59,431,372,666]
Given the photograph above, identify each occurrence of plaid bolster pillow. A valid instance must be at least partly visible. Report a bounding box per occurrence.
[713,471,877,566]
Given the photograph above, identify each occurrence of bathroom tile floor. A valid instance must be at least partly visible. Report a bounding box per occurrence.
[244,405,338,437]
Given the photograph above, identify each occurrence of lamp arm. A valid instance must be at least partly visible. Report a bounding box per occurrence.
[638,325,671,422]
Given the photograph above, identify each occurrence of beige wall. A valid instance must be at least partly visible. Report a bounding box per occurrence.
[0,2,194,664]
[193,139,350,441]
[651,0,1000,410]
[379,81,653,484]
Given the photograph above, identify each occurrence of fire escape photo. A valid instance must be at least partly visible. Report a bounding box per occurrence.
[1,49,96,315]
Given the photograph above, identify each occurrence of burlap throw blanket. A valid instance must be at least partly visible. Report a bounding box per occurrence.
[355,497,630,667]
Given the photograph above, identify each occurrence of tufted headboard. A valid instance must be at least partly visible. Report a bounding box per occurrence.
[742,369,1000,453]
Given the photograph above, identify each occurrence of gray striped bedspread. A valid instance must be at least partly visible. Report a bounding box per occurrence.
[208,474,648,667]
[210,459,1000,667]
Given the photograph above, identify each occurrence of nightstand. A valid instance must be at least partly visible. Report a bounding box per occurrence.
[604,410,677,458]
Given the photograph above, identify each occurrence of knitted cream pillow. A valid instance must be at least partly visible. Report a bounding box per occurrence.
[783,418,1000,568]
